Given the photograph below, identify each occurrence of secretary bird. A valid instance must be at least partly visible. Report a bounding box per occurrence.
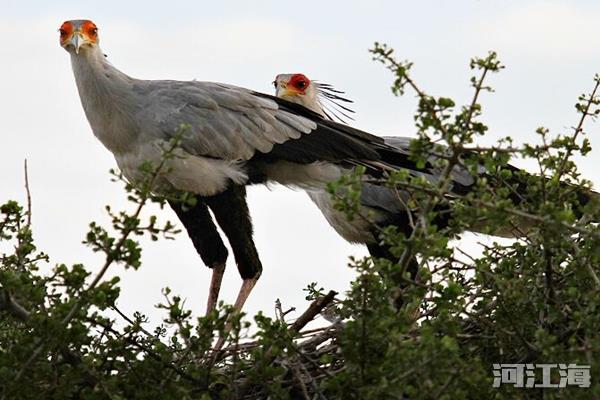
[59,20,425,314]
[272,73,600,267]
[273,73,481,263]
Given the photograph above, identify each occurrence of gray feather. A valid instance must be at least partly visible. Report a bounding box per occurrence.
[131,80,319,161]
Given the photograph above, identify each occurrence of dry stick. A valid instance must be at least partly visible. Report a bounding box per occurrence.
[297,326,332,336]
[290,324,344,380]
[275,298,284,321]
[213,292,338,366]
[282,307,296,320]
[289,363,311,400]
[0,289,30,321]
[237,291,337,397]
[297,360,328,400]
[289,290,337,333]
[291,341,337,380]
[299,322,343,350]
[219,326,333,356]
[274,298,296,323]
[24,159,32,228]
[0,165,39,387]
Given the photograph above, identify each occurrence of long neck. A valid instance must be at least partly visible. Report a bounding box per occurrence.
[70,45,138,154]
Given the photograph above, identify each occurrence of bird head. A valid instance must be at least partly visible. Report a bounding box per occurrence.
[273,73,316,107]
[273,73,355,123]
[59,20,99,54]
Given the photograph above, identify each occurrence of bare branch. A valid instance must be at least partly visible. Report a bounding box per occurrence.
[24,159,32,228]
[0,288,30,321]
[289,290,337,333]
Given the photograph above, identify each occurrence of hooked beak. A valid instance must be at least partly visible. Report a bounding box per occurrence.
[69,31,86,54]
[276,83,299,98]
[275,84,285,97]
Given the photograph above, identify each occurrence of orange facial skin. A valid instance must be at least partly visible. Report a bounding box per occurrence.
[58,21,73,44]
[58,20,98,45]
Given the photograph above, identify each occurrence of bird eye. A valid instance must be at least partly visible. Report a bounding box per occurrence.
[59,28,67,37]
[89,27,98,36]
[296,80,306,89]
[272,80,277,88]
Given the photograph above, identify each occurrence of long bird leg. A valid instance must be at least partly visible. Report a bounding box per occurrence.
[206,263,226,315]
[205,185,262,351]
[205,185,263,313]
[210,277,260,355]
[168,199,229,315]
[233,276,259,311]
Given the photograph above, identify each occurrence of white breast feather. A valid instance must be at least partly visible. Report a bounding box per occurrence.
[116,141,248,196]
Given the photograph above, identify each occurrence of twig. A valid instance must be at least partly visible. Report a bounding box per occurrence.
[88,316,204,385]
[289,362,311,400]
[24,159,32,228]
[299,322,343,350]
[556,78,600,180]
[289,290,337,333]
[298,358,328,400]
[0,288,31,321]
[111,305,155,338]
[292,342,338,380]
[237,291,338,397]
[274,299,295,322]
[275,298,283,321]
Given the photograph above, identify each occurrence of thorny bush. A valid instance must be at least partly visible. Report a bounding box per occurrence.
[1,47,600,399]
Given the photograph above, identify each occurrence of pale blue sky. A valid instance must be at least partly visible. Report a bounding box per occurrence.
[1,0,599,327]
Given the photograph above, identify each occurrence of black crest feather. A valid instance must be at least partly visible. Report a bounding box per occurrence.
[314,82,356,124]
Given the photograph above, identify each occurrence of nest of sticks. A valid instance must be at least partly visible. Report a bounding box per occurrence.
[213,290,342,399]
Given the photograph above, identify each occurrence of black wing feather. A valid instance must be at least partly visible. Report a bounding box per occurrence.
[247,93,426,180]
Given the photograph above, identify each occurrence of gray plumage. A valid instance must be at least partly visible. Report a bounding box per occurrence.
[66,31,405,201]
[61,20,425,315]
[272,74,498,244]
